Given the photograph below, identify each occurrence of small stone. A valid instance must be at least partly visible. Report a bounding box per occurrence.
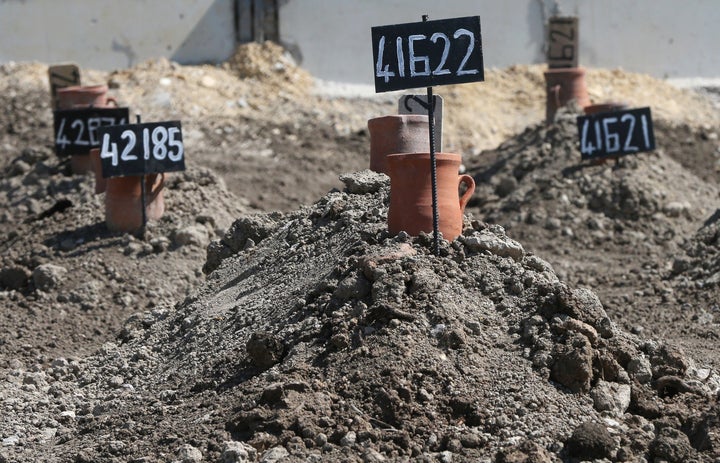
[108,375,125,388]
[663,201,691,218]
[461,230,524,261]
[2,436,19,446]
[260,446,289,463]
[221,441,257,463]
[590,380,631,416]
[339,170,388,195]
[150,236,171,253]
[174,225,210,248]
[177,443,203,462]
[246,332,285,369]
[340,431,356,447]
[627,356,653,383]
[565,421,614,460]
[362,448,387,462]
[200,75,216,88]
[314,433,328,447]
[32,263,67,291]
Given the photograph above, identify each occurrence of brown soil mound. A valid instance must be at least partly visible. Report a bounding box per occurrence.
[1,42,720,462]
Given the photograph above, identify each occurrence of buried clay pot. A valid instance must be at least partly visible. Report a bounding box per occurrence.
[105,173,165,233]
[57,85,118,175]
[56,84,117,110]
[584,101,629,115]
[386,152,475,241]
[544,67,590,122]
[368,114,429,174]
[89,148,106,194]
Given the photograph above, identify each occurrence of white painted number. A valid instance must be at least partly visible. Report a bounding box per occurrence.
[168,127,184,161]
[580,112,652,158]
[71,119,88,146]
[621,114,638,152]
[375,36,395,83]
[430,32,451,75]
[375,26,480,84]
[454,28,480,76]
[408,34,430,77]
[602,117,620,153]
[55,118,70,149]
[100,133,119,166]
[120,129,137,162]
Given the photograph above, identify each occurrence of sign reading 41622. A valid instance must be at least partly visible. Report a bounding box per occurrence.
[371,16,484,93]
[96,121,185,178]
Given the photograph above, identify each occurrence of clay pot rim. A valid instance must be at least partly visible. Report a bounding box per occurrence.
[544,67,586,77]
[57,84,108,94]
[368,114,429,125]
[583,102,629,115]
[386,152,460,162]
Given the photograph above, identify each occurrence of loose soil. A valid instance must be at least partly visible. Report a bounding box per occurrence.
[1,42,719,462]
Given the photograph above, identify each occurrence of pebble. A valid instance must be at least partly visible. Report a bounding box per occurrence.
[32,263,67,291]
[221,441,257,463]
[260,446,289,463]
[177,443,203,462]
[590,380,631,416]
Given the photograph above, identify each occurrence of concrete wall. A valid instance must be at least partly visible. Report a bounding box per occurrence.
[0,0,236,69]
[0,0,718,82]
[279,0,720,83]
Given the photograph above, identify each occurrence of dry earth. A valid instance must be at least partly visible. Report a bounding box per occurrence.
[0,42,719,462]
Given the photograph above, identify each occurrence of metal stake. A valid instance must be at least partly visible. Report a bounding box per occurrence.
[423,14,440,256]
[137,114,147,231]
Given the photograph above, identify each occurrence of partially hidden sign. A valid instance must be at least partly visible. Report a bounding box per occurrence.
[53,107,129,156]
[48,64,81,109]
[96,121,185,178]
[399,94,443,151]
[372,16,484,93]
[577,107,655,161]
[547,16,578,69]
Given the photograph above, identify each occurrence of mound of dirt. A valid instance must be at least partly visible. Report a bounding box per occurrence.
[464,106,720,372]
[0,143,247,363]
[2,171,718,462]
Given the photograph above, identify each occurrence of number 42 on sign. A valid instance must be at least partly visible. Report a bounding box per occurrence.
[97,121,185,178]
[101,125,183,166]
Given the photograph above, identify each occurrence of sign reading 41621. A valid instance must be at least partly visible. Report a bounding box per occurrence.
[371,16,484,93]
[96,121,185,178]
[577,107,655,161]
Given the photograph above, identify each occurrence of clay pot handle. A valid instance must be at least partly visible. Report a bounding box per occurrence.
[106,97,118,107]
[147,172,165,200]
[458,174,475,211]
[551,84,561,110]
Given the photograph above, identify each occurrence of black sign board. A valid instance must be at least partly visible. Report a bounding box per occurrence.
[371,16,484,93]
[48,64,81,110]
[399,94,443,151]
[547,17,578,68]
[577,107,655,161]
[53,107,129,156]
[97,121,185,178]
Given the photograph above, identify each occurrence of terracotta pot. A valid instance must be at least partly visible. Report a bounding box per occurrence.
[104,173,165,233]
[89,148,106,194]
[56,84,117,110]
[386,152,475,241]
[57,85,118,175]
[543,67,590,122]
[584,102,628,115]
[368,115,429,174]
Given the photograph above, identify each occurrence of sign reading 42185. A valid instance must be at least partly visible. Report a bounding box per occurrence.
[372,16,484,93]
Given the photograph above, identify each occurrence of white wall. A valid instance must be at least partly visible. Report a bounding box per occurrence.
[0,0,718,81]
[0,0,236,69]
[279,0,720,83]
